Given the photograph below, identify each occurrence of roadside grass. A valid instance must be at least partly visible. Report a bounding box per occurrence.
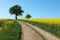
[19,20,60,38]
[0,19,21,40]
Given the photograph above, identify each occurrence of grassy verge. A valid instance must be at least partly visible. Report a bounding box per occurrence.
[19,20,60,38]
[0,19,21,40]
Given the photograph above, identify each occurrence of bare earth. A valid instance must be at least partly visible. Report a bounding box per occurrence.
[18,21,60,40]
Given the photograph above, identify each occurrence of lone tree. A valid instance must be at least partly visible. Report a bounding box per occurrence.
[25,14,32,18]
[9,5,24,20]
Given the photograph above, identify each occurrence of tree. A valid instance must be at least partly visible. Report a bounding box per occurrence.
[25,14,32,18]
[9,5,24,20]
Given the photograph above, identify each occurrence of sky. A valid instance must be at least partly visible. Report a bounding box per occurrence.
[0,0,60,19]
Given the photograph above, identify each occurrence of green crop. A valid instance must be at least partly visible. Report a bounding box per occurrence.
[0,19,21,40]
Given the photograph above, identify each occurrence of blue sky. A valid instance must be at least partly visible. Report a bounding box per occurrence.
[0,0,60,19]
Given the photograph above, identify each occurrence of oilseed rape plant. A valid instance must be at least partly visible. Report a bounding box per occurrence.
[20,18,60,24]
[0,19,21,40]
[0,27,2,32]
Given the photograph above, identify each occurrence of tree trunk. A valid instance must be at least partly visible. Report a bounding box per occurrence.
[15,15,17,20]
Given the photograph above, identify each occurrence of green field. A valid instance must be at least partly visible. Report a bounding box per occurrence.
[0,19,21,40]
[20,20,60,38]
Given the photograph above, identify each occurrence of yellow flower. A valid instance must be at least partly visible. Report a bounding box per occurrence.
[0,27,2,32]
[6,21,13,24]
[20,18,60,24]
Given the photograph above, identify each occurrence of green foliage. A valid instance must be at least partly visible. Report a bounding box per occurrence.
[20,20,60,38]
[0,19,21,40]
[25,14,32,18]
[0,20,4,27]
[9,5,24,19]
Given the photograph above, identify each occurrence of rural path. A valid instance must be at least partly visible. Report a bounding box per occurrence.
[18,21,60,40]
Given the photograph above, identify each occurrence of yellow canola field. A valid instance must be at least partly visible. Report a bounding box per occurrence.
[20,18,60,24]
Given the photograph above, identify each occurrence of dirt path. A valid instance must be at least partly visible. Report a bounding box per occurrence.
[18,21,60,40]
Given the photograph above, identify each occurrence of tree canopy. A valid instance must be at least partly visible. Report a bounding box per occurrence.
[25,14,32,18]
[9,5,24,19]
